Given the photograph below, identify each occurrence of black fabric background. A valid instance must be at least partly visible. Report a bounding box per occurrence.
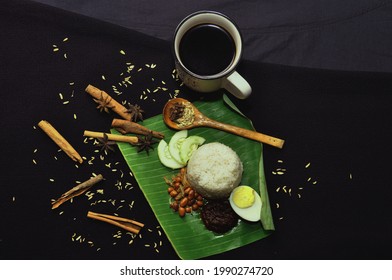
[1,0,392,260]
[31,0,392,73]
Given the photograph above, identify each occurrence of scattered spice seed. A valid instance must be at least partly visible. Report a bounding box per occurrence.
[120,50,126,55]
[305,162,311,168]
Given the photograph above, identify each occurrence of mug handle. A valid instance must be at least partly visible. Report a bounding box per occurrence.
[222,71,252,99]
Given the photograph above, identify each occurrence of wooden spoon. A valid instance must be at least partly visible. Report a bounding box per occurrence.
[163,98,285,149]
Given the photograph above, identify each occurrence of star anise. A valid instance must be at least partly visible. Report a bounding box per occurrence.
[124,103,144,122]
[133,133,158,155]
[94,92,115,113]
[96,133,116,153]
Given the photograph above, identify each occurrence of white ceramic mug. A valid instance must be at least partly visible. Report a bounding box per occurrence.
[173,11,252,99]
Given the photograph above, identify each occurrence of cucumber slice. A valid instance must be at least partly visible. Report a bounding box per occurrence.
[168,130,188,165]
[157,140,185,169]
[179,135,206,163]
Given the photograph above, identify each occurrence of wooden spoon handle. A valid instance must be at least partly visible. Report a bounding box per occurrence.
[203,120,285,148]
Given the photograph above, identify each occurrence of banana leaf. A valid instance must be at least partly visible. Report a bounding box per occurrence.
[113,96,274,259]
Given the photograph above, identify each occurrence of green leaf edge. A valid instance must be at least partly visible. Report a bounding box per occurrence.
[222,94,275,230]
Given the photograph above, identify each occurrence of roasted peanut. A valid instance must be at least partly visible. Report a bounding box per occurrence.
[169,190,178,197]
[180,197,188,207]
[178,206,186,217]
[188,189,195,199]
[170,201,179,211]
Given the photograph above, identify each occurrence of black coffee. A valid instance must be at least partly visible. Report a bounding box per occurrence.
[179,24,235,76]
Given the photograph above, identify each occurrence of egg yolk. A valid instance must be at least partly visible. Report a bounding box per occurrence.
[232,187,255,208]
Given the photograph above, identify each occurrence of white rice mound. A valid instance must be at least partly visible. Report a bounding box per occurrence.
[186,142,243,199]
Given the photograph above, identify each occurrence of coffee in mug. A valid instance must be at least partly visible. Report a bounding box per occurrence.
[173,11,251,99]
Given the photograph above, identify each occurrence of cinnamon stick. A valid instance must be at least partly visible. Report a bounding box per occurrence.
[111,118,164,139]
[83,130,138,144]
[38,120,83,164]
[51,174,104,209]
[87,211,144,234]
[85,84,132,120]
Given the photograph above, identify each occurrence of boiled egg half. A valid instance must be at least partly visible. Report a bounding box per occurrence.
[229,185,262,222]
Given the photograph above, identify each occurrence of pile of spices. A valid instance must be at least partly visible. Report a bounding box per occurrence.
[168,101,195,128]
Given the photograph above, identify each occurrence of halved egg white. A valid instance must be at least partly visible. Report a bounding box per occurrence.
[229,185,262,222]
